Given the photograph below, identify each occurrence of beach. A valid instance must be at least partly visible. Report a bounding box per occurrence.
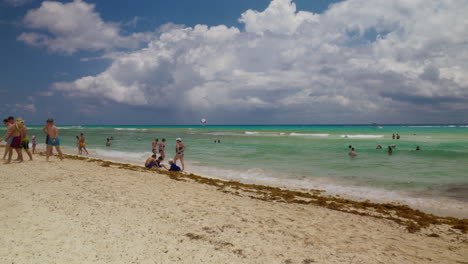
[1,154,467,263]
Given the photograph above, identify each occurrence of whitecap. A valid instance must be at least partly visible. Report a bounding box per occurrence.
[289,133,330,137]
[340,134,384,139]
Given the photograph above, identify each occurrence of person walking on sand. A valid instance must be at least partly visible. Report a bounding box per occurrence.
[76,136,82,154]
[79,133,89,155]
[173,138,186,171]
[1,116,23,163]
[1,118,12,160]
[46,119,63,161]
[17,118,33,161]
[152,138,159,155]
[159,138,166,159]
[42,120,53,155]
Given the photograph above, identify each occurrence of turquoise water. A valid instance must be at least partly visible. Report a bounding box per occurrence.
[4,124,468,215]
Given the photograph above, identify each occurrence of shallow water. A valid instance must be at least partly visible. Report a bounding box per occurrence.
[5,124,468,217]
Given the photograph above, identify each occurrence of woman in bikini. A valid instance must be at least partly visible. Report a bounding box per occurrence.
[173,138,186,171]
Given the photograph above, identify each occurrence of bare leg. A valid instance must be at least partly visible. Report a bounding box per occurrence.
[46,145,52,161]
[2,144,10,160]
[55,146,64,160]
[83,147,88,155]
[180,155,185,171]
[15,148,23,162]
[4,148,13,164]
[25,149,33,160]
[32,145,36,154]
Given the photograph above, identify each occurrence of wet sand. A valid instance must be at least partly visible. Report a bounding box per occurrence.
[0,154,467,263]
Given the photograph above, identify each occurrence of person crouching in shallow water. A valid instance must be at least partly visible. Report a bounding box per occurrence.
[174,138,186,171]
[46,119,63,161]
[348,147,358,157]
[145,154,157,169]
[168,159,181,171]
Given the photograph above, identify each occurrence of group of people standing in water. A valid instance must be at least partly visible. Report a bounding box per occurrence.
[146,137,186,171]
[349,133,420,157]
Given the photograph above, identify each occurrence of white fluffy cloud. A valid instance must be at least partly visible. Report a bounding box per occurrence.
[18,0,151,54]
[54,0,468,122]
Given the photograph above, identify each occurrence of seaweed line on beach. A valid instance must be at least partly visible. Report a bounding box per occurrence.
[45,153,468,234]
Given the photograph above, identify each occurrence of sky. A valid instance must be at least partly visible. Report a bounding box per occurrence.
[1,0,467,125]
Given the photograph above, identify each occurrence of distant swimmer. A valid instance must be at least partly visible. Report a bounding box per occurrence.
[174,138,186,171]
[145,154,157,169]
[388,146,393,155]
[79,133,89,155]
[348,147,358,157]
[45,119,63,161]
[396,134,400,139]
[152,138,159,155]
[168,159,181,172]
[348,145,352,149]
[416,146,420,151]
[218,139,221,143]
[392,133,395,139]
[158,138,166,159]
[391,144,396,149]
[376,145,382,149]
[106,138,111,147]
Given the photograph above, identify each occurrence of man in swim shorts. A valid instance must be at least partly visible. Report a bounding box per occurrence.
[17,118,33,161]
[1,116,23,163]
[145,154,158,169]
[46,119,63,161]
[79,133,89,155]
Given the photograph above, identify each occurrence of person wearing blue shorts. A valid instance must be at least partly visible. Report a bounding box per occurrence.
[45,119,63,161]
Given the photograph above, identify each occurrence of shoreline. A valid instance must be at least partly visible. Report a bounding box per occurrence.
[50,145,468,219]
[42,151,468,233]
[1,152,467,263]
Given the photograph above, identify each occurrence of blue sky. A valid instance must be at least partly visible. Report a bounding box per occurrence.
[1,0,467,125]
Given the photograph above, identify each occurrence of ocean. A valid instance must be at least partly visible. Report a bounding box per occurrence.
[4,124,468,217]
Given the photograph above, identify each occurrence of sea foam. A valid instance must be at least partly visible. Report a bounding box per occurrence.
[340,134,384,139]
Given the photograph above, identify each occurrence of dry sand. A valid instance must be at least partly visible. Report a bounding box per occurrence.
[0,155,467,264]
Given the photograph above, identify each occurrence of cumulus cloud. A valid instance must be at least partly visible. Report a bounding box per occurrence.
[54,0,468,122]
[18,0,152,54]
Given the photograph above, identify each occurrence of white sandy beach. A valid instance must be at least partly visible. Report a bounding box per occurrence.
[0,154,467,264]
